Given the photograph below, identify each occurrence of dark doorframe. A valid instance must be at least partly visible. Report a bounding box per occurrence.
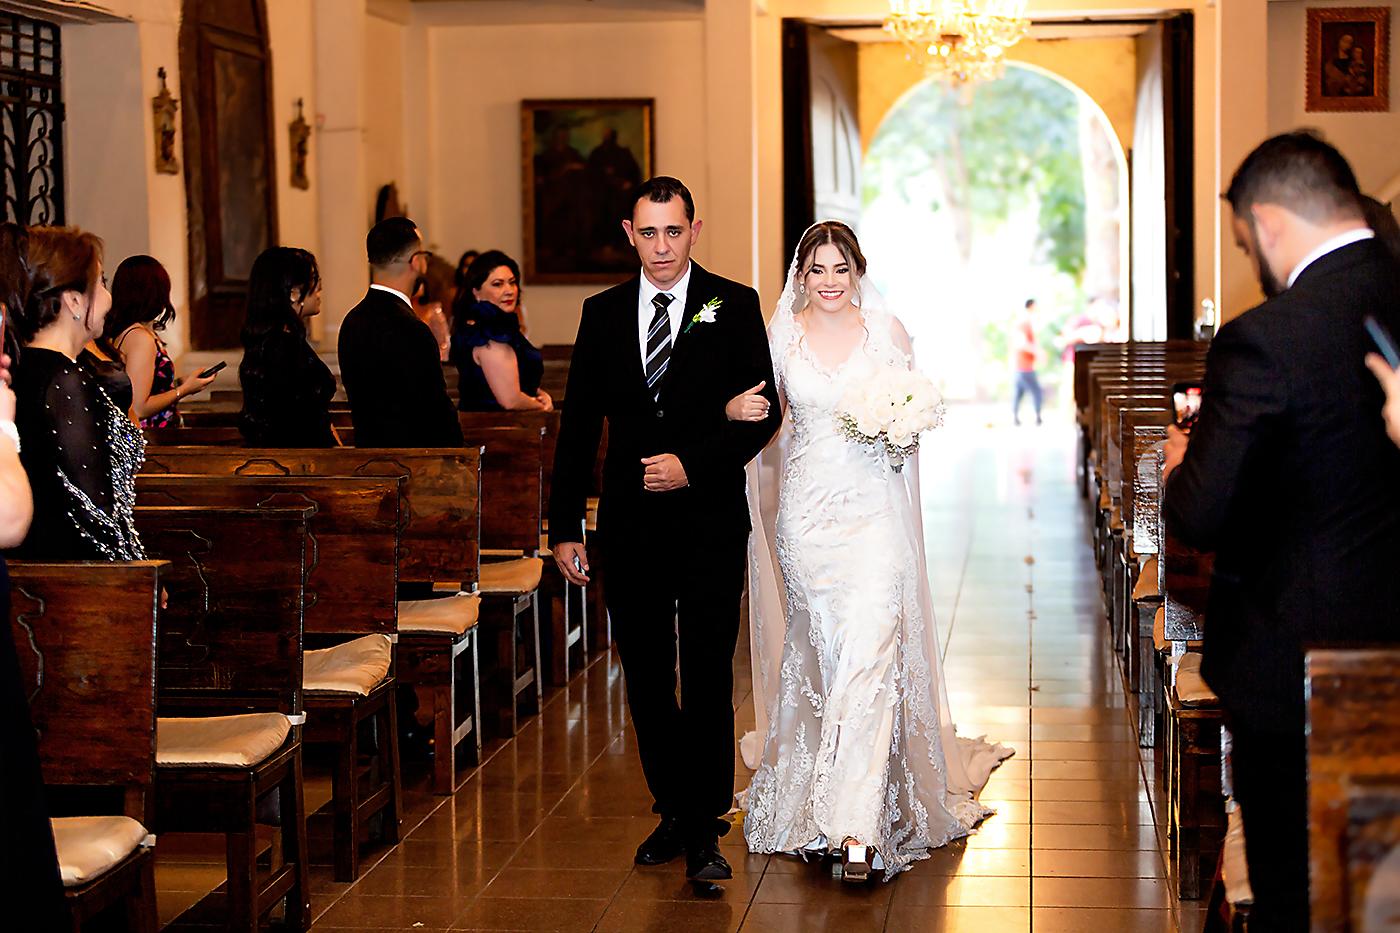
[781,19,814,267]
[1162,12,1196,340]
[180,0,280,350]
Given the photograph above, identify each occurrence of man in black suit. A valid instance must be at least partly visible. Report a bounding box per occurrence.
[549,177,780,883]
[1164,132,1400,930]
[338,217,463,448]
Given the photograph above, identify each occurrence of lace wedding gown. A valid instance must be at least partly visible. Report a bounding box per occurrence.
[742,305,1012,879]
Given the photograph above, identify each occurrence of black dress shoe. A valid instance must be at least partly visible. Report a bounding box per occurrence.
[685,837,733,881]
[635,815,687,866]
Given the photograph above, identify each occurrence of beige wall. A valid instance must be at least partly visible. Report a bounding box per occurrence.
[1268,0,1400,194]
[857,36,1138,155]
[426,16,711,346]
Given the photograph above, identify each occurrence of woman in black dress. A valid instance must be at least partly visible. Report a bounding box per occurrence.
[238,247,337,447]
[450,250,551,412]
[0,221,74,929]
[12,226,145,562]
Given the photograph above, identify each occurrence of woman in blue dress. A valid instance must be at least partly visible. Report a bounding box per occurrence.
[450,250,551,412]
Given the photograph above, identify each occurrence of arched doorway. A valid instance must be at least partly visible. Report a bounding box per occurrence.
[862,63,1128,410]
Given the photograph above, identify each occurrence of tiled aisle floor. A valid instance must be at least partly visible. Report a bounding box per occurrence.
[159,410,1206,931]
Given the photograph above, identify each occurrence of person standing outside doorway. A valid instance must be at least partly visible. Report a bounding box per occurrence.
[1012,298,1044,425]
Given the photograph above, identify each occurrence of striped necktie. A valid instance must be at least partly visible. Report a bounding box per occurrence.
[644,292,674,400]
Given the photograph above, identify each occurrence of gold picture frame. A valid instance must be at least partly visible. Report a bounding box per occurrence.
[521,98,655,284]
[1307,6,1390,112]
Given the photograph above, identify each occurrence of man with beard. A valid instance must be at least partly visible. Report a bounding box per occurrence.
[1162,131,1400,930]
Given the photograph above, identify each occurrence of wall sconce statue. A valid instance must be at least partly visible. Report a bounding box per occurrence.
[152,67,179,175]
[289,98,311,190]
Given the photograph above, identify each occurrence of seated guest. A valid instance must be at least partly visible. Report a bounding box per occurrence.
[101,255,216,426]
[1163,132,1400,931]
[338,217,462,448]
[450,250,552,412]
[238,246,336,447]
[0,221,68,929]
[12,226,145,560]
[412,275,451,362]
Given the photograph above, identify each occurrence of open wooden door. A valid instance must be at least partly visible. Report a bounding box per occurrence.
[782,22,862,262]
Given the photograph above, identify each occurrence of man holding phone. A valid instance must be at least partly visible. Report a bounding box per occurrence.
[1162,132,1400,931]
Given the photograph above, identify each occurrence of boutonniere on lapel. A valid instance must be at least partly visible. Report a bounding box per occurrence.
[682,297,723,335]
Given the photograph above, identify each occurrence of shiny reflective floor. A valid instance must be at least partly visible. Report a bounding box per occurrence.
[156,410,1205,931]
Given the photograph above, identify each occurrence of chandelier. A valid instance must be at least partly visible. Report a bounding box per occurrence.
[884,0,1030,84]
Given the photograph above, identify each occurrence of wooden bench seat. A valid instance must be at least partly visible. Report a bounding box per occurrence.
[135,505,314,931]
[142,446,487,798]
[8,561,166,933]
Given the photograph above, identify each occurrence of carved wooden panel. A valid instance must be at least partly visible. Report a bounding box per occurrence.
[136,474,402,636]
[141,447,481,587]
[180,0,278,350]
[7,561,162,789]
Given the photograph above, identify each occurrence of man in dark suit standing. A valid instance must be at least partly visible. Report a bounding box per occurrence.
[338,217,463,448]
[1164,132,1400,930]
[549,177,780,883]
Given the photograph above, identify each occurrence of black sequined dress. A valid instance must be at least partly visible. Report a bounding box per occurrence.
[12,347,146,560]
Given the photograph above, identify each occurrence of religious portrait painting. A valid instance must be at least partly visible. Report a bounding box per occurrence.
[521,99,655,283]
[1307,7,1390,112]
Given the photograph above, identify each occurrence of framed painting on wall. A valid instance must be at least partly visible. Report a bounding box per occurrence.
[521,98,655,284]
[1306,6,1390,112]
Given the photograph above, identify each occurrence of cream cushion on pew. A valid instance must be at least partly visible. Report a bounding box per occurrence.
[398,591,481,636]
[303,634,392,695]
[51,816,153,887]
[1172,652,1220,707]
[479,558,543,596]
[157,713,291,768]
[1133,558,1159,600]
[1223,806,1255,906]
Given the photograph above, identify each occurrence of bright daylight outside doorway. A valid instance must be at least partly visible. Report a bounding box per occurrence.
[861,63,1128,427]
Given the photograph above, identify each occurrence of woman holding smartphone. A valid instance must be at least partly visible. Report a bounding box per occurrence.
[100,255,217,426]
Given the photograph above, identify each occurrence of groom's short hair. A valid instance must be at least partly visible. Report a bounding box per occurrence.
[1225,131,1362,223]
[630,176,695,222]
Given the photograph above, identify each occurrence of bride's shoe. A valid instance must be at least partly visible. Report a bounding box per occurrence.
[839,838,872,883]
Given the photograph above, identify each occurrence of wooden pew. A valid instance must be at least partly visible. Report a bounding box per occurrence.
[135,505,314,931]
[9,561,165,932]
[135,474,405,881]
[458,425,545,735]
[460,411,589,688]
[1306,648,1400,931]
[142,447,486,797]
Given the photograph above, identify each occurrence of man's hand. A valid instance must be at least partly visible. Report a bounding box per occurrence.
[1365,353,1400,449]
[641,454,688,492]
[1163,424,1190,481]
[553,541,590,586]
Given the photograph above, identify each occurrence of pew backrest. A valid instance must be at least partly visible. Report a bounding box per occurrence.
[135,474,403,637]
[458,426,544,553]
[1306,648,1400,931]
[8,560,164,816]
[142,446,482,588]
[135,505,311,717]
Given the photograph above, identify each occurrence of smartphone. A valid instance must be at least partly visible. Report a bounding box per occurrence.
[572,555,585,577]
[197,360,227,379]
[1365,316,1400,371]
[1171,381,1204,431]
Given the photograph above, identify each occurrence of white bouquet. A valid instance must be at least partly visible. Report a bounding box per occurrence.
[837,366,945,472]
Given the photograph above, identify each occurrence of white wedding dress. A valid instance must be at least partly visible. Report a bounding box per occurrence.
[741,279,1012,879]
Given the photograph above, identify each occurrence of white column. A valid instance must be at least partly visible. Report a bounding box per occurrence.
[1215,0,1269,322]
[314,0,370,350]
[703,0,760,286]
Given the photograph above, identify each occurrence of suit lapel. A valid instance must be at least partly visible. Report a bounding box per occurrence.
[611,277,652,403]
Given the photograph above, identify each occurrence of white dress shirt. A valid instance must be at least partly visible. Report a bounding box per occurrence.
[1286,227,1375,289]
[637,263,692,366]
[370,283,415,311]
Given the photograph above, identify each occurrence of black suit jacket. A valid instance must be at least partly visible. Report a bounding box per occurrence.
[549,263,780,546]
[1164,239,1400,734]
[337,288,463,448]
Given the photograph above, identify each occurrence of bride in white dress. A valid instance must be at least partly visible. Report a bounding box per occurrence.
[731,222,1012,882]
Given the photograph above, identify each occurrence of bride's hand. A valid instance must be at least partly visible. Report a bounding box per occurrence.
[726,382,770,422]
